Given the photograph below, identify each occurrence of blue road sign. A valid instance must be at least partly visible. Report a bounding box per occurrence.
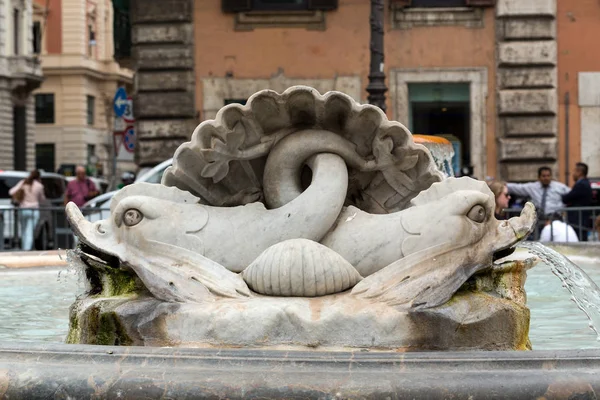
[113,87,128,117]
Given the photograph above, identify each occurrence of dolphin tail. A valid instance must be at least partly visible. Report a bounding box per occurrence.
[351,243,483,311]
[124,240,251,303]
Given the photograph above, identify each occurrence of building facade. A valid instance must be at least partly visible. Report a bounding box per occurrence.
[33,0,133,177]
[0,0,44,171]
[129,0,600,182]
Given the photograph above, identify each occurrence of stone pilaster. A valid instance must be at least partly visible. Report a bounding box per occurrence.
[496,0,558,181]
[130,0,197,167]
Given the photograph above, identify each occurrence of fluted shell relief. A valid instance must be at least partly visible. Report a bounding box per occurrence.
[162,86,443,214]
[242,239,363,297]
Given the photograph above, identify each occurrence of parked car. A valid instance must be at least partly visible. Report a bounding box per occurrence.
[0,170,67,250]
[82,158,174,223]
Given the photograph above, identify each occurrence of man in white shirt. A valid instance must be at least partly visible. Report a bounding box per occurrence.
[507,166,570,219]
[539,213,579,243]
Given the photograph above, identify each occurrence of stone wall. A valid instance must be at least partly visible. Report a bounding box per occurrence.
[131,0,197,167]
[496,0,558,181]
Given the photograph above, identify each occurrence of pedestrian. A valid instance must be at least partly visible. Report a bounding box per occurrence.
[64,166,99,208]
[562,162,593,241]
[487,180,510,220]
[539,212,579,243]
[506,166,570,238]
[8,170,46,250]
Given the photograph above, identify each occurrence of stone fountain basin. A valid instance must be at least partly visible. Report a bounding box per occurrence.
[1,341,600,399]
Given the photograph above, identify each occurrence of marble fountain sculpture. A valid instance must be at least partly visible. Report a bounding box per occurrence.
[65,86,537,351]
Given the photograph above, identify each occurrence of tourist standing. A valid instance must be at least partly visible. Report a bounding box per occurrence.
[9,170,46,250]
[506,166,570,237]
[539,213,579,243]
[488,181,510,220]
[562,162,593,241]
[64,166,99,208]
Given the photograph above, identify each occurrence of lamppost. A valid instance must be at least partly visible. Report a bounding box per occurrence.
[366,0,387,113]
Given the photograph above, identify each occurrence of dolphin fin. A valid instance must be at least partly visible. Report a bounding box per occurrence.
[351,243,485,311]
[123,240,251,303]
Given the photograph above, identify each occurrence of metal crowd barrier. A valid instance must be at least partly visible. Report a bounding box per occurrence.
[1,205,599,251]
[504,206,600,242]
[0,206,110,251]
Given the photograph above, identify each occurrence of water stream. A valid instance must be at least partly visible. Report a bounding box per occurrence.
[520,242,600,341]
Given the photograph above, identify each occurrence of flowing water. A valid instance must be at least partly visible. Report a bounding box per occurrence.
[520,242,600,344]
[1,246,600,349]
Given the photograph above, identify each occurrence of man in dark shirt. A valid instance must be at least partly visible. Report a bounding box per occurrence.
[64,166,99,207]
[562,162,593,241]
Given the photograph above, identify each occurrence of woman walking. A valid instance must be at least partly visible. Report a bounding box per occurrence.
[9,170,46,250]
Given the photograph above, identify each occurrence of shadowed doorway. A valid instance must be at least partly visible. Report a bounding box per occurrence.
[408,83,470,175]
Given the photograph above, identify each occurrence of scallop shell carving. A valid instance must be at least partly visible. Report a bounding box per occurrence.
[162,86,443,213]
[242,239,363,297]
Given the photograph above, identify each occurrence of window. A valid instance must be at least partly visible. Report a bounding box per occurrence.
[35,94,55,124]
[36,144,55,172]
[224,99,248,106]
[87,144,96,165]
[222,0,337,12]
[395,0,495,6]
[253,0,309,11]
[410,0,466,6]
[13,8,20,55]
[33,21,42,54]
[88,25,96,57]
[87,95,95,125]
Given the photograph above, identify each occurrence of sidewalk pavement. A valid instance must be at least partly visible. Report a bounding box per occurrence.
[0,250,68,268]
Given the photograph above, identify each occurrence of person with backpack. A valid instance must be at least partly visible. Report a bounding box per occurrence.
[9,170,46,250]
[64,165,99,208]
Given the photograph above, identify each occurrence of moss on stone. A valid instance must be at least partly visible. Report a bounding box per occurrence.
[96,311,133,346]
[102,269,139,297]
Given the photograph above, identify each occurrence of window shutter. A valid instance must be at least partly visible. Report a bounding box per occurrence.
[307,0,338,11]
[465,0,496,6]
[222,0,251,13]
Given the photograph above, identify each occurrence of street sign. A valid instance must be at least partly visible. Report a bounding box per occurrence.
[113,87,128,117]
[123,97,134,122]
[114,117,126,132]
[124,126,135,153]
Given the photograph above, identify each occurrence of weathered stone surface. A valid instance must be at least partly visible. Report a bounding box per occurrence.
[132,24,193,45]
[500,161,559,182]
[66,87,537,351]
[499,137,557,161]
[502,115,557,136]
[392,7,483,29]
[581,107,600,176]
[67,255,533,351]
[133,45,194,70]
[503,19,555,40]
[136,139,186,165]
[498,67,556,89]
[496,0,556,17]
[578,72,600,107]
[135,92,195,118]
[498,89,557,114]
[4,343,600,399]
[136,119,197,139]
[498,41,556,66]
[137,71,194,92]
[131,0,192,24]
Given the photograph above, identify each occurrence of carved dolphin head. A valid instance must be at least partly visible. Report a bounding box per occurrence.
[352,177,536,310]
[67,183,208,263]
[400,177,535,260]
